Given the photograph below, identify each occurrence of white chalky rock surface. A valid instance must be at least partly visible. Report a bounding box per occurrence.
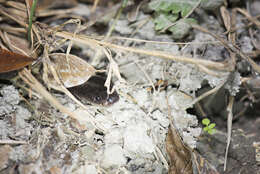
[0,85,20,115]
[74,164,98,174]
[123,122,155,154]
[101,144,127,168]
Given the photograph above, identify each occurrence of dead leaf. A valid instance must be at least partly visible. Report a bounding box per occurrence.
[48,53,96,88]
[0,48,35,73]
[166,126,193,174]
[191,151,220,174]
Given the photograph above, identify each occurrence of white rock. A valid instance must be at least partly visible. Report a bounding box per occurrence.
[123,122,155,154]
[73,164,97,174]
[101,144,126,168]
[105,128,123,145]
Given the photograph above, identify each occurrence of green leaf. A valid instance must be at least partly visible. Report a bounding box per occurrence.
[166,13,179,22]
[149,0,199,16]
[158,1,173,12]
[149,0,199,37]
[181,5,193,17]
[208,128,216,135]
[202,118,210,126]
[154,13,178,31]
[169,2,182,14]
[154,14,171,30]
[183,18,198,25]
[203,127,209,132]
[208,123,216,129]
[148,0,162,11]
[168,20,191,39]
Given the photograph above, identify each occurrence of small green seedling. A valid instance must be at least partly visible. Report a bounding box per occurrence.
[202,118,216,135]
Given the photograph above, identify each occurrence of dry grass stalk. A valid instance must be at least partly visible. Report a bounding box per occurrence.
[0,31,31,56]
[0,25,26,35]
[54,31,230,73]
[109,36,221,45]
[19,68,78,120]
[0,5,27,27]
[102,47,126,93]
[39,46,107,131]
[41,48,88,107]
[190,79,226,107]
[91,0,100,12]
[21,67,107,131]
[0,139,27,145]
[6,1,26,11]
[224,96,234,171]
[220,6,231,34]
[192,24,260,73]
[235,8,260,28]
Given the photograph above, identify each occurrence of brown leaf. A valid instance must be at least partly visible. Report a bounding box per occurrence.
[48,53,96,88]
[0,48,35,73]
[166,126,193,174]
[45,53,119,106]
[191,151,220,174]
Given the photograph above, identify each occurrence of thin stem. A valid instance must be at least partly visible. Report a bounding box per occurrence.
[28,0,38,43]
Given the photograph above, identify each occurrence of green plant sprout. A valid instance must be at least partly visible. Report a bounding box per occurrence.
[202,118,216,135]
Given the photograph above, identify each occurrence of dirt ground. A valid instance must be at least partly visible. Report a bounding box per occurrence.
[0,0,260,174]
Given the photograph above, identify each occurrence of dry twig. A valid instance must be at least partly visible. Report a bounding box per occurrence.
[55,31,230,73]
[192,24,260,73]
[224,96,234,171]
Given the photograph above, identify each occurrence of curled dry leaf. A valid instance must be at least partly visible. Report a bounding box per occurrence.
[48,53,96,88]
[46,53,119,106]
[191,151,220,174]
[0,48,35,73]
[166,126,193,174]
[167,126,220,174]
